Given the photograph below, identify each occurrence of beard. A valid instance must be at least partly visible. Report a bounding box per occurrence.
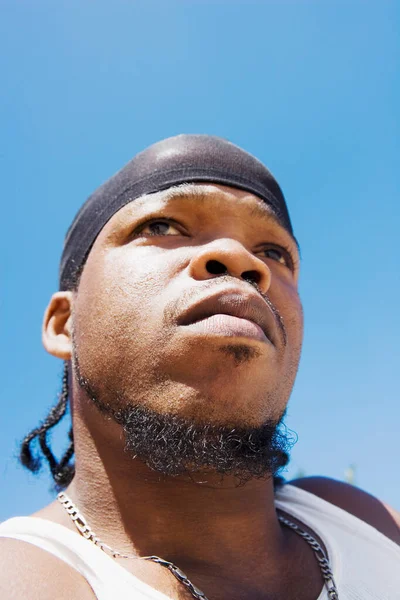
[72,345,294,485]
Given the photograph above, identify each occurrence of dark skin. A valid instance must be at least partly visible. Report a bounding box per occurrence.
[1,184,399,600]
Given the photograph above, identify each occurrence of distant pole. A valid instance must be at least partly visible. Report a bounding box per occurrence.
[344,464,356,485]
[294,468,306,479]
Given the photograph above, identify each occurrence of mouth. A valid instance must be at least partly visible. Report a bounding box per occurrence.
[177,288,280,346]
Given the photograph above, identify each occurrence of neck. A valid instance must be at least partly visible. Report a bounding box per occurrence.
[68,395,290,592]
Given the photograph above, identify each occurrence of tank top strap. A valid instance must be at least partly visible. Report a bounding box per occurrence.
[0,516,171,600]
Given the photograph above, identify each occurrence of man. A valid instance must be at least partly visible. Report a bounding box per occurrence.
[0,134,399,600]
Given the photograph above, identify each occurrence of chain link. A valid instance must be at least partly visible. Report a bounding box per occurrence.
[58,493,210,599]
[58,492,339,599]
[277,514,339,599]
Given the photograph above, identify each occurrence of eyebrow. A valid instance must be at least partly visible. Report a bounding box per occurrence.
[147,185,301,255]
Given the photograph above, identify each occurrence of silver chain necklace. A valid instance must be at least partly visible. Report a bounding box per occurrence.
[57,492,339,600]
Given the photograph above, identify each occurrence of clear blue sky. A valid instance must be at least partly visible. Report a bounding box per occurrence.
[1,1,399,522]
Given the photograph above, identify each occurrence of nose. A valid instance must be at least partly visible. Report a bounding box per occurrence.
[188,239,272,294]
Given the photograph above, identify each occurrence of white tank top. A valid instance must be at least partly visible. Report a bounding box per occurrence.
[0,484,399,599]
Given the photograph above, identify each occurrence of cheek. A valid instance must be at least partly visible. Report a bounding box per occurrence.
[269,278,303,350]
[73,248,179,354]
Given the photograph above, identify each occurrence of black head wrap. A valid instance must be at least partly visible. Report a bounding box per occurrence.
[59,134,293,290]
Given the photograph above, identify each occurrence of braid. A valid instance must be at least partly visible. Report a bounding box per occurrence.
[20,362,75,489]
[55,428,75,488]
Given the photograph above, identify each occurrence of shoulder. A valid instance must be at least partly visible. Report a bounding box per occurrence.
[0,537,95,599]
[289,476,400,546]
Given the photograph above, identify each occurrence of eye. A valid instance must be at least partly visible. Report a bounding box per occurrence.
[136,219,181,237]
[259,246,293,269]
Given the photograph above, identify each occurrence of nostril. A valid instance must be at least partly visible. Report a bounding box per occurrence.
[206,260,228,275]
[242,270,261,285]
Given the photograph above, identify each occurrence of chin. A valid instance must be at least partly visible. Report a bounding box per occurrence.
[166,386,281,430]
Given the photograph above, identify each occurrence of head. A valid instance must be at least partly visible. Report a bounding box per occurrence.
[21,135,303,488]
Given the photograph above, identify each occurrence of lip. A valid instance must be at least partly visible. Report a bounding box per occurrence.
[177,288,280,346]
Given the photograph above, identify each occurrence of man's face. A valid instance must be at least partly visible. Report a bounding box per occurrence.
[71,184,303,429]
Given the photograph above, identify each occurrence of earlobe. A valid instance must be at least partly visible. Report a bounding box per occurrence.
[42,292,74,359]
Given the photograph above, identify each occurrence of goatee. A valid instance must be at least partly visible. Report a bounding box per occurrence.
[74,352,294,485]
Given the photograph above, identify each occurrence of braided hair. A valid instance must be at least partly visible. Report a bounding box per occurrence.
[20,361,75,489]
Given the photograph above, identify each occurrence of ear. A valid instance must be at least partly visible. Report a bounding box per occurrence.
[42,292,74,359]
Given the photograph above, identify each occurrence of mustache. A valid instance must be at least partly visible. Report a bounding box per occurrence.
[164,275,287,346]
